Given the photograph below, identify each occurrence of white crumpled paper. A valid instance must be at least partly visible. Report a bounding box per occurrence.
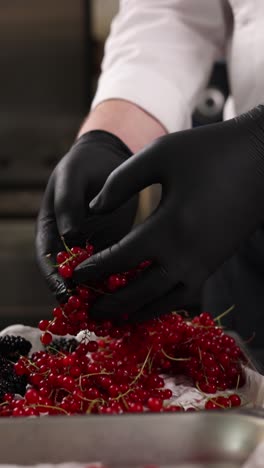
[0,324,264,468]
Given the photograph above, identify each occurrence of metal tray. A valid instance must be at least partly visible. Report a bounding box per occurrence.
[0,411,264,467]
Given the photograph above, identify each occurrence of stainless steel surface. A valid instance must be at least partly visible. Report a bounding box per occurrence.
[0,413,264,466]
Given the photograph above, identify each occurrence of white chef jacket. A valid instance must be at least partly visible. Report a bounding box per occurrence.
[92,0,264,133]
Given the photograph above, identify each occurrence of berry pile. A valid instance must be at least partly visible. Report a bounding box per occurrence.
[2,320,242,417]
[0,243,246,416]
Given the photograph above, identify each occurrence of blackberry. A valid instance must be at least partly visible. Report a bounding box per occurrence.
[0,356,28,401]
[47,338,78,354]
[0,335,31,361]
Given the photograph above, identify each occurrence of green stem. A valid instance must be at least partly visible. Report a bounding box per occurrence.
[61,236,72,254]
[162,349,191,362]
[215,305,235,326]
[34,403,68,415]
[47,346,66,357]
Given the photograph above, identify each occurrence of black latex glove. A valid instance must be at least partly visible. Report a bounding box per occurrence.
[73,106,264,321]
[36,130,138,303]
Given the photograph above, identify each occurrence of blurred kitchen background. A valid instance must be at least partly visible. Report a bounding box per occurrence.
[0,0,229,328]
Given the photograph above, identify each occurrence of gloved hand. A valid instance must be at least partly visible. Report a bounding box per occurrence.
[36,130,138,303]
[73,106,264,321]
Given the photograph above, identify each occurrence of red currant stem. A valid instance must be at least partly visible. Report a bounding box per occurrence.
[196,349,208,385]
[61,236,72,255]
[45,317,56,331]
[0,402,9,407]
[24,359,39,370]
[34,403,68,415]
[53,389,60,406]
[180,337,197,346]
[48,253,78,269]
[47,346,66,357]
[56,258,72,268]
[78,376,84,392]
[7,359,17,366]
[115,387,133,401]
[214,304,235,327]
[114,347,153,401]
[121,397,129,411]
[81,371,113,379]
[196,382,215,400]
[205,397,226,410]
[131,347,152,383]
[77,393,101,404]
[175,309,190,318]
[161,349,191,362]
[214,399,230,409]
[37,369,51,377]
[148,356,154,373]
[86,398,103,414]
[235,374,240,391]
[55,245,89,268]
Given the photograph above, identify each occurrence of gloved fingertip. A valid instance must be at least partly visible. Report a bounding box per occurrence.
[47,274,69,303]
[89,195,100,212]
[56,288,70,304]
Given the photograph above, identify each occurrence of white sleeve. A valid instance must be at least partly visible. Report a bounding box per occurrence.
[91,0,227,133]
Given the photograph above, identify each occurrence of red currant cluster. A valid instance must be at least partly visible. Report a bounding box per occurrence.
[0,243,244,416]
[57,245,94,279]
[39,244,151,344]
[0,321,242,417]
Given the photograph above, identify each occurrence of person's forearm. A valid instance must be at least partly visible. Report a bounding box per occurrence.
[78,99,166,153]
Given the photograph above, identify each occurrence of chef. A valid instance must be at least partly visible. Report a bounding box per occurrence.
[36,0,264,362]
